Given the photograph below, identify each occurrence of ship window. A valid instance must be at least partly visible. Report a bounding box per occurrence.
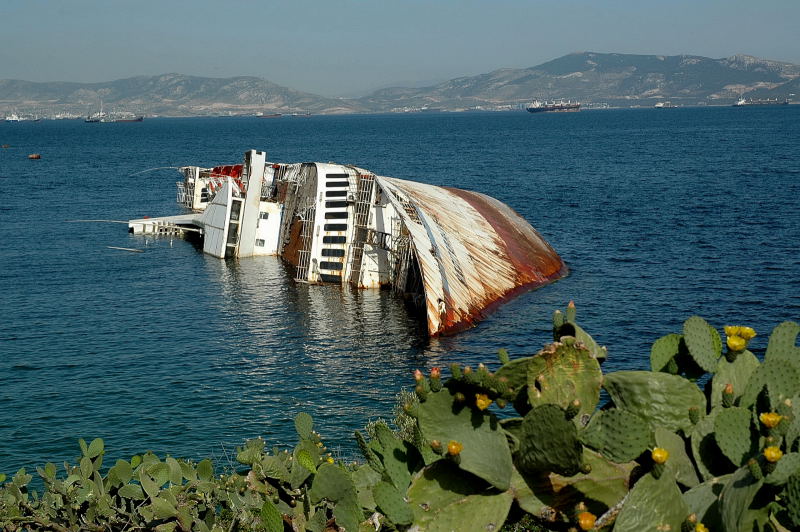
[325,212,348,219]
[323,236,346,244]
[326,173,349,179]
[326,181,349,188]
[259,211,269,219]
[255,239,265,247]
[320,273,341,283]
[320,261,344,270]
[324,224,347,231]
[321,248,345,257]
[326,190,347,197]
[325,201,349,209]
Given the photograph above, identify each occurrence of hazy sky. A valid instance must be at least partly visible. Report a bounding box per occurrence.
[1,0,798,97]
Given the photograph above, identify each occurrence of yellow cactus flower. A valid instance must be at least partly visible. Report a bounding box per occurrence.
[759,412,783,429]
[726,335,746,352]
[447,440,463,456]
[651,447,669,464]
[764,446,783,463]
[724,325,739,337]
[475,393,493,411]
[739,326,756,340]
[695,523,709,532]
[577,511,596,531]
[326,457,334,464]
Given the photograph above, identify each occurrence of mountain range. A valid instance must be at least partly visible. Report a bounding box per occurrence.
[2,52,798,117]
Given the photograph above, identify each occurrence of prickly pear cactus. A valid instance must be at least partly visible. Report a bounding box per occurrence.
[614,472,689,532]
[309,463,361,531]
[405,461,513,532]
[710,349,760,409]
[683,316,722,372]
[525,338,603,423]
[512,447,635,522]
[719,466,764,532]
[765,321,800,364]
[580,408,653,463]
[682,473,731,529]
[514,404,583,477]
[415,387,513,490]
[602,371,706,433]
[373,481,413,526]
[552,303,607,362]
[690,407,729,480]
[740,358,800,410]
[654,427,700,488]
[714,406,758,467]
[786,472,800,527]
[650,333,682,373]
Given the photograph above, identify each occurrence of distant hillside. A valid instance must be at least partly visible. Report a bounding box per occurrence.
[1,52,798,117]
[0,74,365,117]
[357,52,800,110]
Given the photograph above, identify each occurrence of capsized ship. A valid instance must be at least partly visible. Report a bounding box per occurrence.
[129,150,567,336]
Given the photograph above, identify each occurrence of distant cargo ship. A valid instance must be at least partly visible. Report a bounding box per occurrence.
[526,99,581,113]
[733,97,789,107]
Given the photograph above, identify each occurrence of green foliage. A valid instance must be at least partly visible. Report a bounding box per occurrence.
[3,308,799,531]
[581,408,653,463]
[614,473,689,532]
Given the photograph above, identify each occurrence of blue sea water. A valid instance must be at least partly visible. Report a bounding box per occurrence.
[1,107,799,475]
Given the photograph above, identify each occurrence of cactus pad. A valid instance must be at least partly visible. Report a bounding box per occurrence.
[294,412,313,440]
[416,388,513,490]
[690,408,728,480]
[719,466,764,532]
[373,481,413,525]
[406,461,513,532]
[309,463,356,504]
[740,358,800,409]
[614,472,689,532]
[650,333,682,373]
[515,404,583,477]
[786,472,800,527]
[683,316,722,372]
[710,350,760,409]
[603,371,706,433]
[764,452,800,485]
[682,474,731,528]
[580,409,653,463]
[654,427,700,488]
[259,499,283,532]
[714,406,757,467]
[525,339,603,422]
[765,321,800,364]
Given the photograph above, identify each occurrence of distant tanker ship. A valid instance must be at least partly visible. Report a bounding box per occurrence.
[526,99,581,113]
[733,97,789,107]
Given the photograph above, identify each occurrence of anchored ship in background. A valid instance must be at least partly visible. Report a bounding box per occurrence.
[733,97,789,107]
[526,99,581,113]
[129,151,567,336]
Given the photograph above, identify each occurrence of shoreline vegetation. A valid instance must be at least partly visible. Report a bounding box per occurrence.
[2,304,799,531]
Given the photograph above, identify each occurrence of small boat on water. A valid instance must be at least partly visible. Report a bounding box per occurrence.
[526,99,581,113]
[128,150,567,336]
[257,113,282,119]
